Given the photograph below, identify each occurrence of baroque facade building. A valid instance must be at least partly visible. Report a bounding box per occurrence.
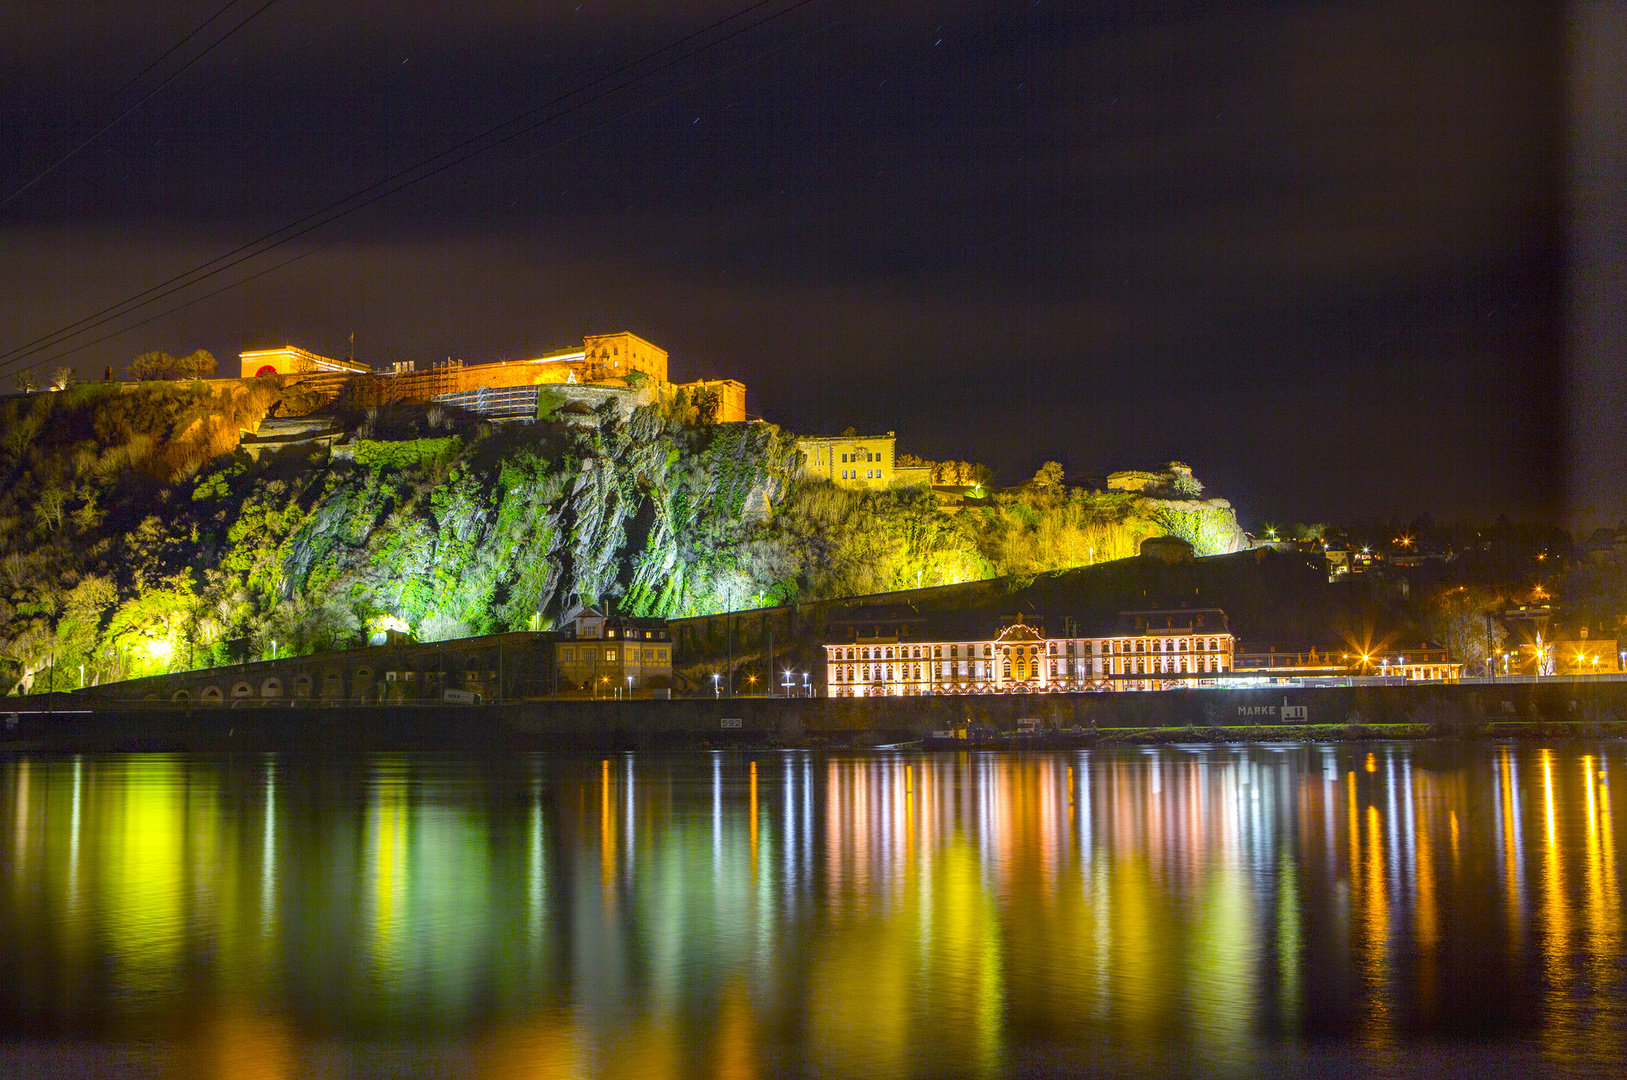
[824,609,1236,697]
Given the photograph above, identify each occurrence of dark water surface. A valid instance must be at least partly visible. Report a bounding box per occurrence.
[2,744,1625,1078]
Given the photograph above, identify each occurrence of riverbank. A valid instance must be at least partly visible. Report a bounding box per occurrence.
[6,680,1627,752]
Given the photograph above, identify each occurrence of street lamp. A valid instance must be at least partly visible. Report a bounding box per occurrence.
[269,638,277,660]
[802,672,811,697]
[712,673,721,698]
[626,675,633,699]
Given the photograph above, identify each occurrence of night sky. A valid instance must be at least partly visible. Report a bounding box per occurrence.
[1,1,1605,527]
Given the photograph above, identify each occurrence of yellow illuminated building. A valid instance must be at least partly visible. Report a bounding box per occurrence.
[239,331,748,423]
[239,345,370,378]
[796,432,898,488]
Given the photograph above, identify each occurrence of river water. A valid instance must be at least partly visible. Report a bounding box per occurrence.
[1,745,1624,1078]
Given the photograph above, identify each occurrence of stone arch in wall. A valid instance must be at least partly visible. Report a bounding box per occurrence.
[352,667,373,701]
[202,686,223,704]
[232,682,253,699]
[322,671,343,698]
[261,677,282,698]
[294,675,313,698]
[172,690,191,702]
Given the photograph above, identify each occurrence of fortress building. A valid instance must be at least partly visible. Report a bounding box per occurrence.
[795,431,899,488]
[240,331,747,423]
[240,345,371,378]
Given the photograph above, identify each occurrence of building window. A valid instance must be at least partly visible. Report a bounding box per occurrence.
[1003,661,1012,679]
[563,647,574,662]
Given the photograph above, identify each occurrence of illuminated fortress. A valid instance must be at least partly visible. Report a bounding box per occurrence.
[241,331,747,422]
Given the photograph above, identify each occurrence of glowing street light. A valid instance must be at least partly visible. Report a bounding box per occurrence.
[712,673,721,698]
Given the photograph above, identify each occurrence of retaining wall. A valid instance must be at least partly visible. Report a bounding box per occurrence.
[7,679,1627,752]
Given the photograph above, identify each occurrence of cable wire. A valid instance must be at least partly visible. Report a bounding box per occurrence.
[11,2,858,378]
[1,0,286,209]
[0,0,813,375]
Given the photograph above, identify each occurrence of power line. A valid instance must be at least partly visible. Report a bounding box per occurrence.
[1,0,286,209]
[0,0,813,376]
[11,1,858,378]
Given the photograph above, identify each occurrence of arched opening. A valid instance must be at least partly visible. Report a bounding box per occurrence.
[255,364,278,377]
[202,686,223,704]
[172,690,191,702]
[232,683,253,698]
[261,677,282,698]
[295,675,313,698]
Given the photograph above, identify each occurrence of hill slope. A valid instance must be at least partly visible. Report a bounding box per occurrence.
[0,381,1243,692]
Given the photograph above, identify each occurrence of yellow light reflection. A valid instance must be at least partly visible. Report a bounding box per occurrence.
[1538,748,1571,1059]
[1361,803,1390,1046]
[369,761,408,973]
[601,759,615,897]
[106,757,186,995]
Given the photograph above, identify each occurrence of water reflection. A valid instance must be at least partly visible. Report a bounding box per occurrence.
[0,745,1625,1076]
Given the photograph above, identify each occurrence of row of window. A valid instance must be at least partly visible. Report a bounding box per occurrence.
[841,469,881,480]
[560,646,669,664]
[831,655,1229,682]
[832,637,1231,662]
[842,451,880,463]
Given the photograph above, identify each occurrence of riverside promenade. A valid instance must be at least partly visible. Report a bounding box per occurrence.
[6,679,1627,752]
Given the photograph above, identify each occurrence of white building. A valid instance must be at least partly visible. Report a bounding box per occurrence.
[824,609,1235,697]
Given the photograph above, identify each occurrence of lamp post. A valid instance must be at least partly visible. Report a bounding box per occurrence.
[802,672,811,698]
[269,638,276,661]
[626,675,633,700]
[712,673,721,698]
[79,663,85,689]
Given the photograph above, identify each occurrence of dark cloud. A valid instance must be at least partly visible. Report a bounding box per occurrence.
[0,0,1568,524]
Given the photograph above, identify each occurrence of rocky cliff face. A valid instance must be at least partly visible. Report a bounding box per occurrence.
[0,379,1254,689]
[1144,497,1250,556]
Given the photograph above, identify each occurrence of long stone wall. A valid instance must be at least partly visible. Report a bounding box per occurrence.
[11,679,1627,752]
